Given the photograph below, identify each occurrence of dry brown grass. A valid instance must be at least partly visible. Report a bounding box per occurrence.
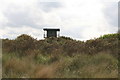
[2,52,118,78]
[32,64,57,78]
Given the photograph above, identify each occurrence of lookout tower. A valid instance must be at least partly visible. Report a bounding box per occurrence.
[43,28,60,38]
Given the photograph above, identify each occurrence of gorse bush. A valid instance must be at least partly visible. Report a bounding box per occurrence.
[2,33,119,56]
[15,34,37,54]
[99,33,120,40]
[3,34,37,56]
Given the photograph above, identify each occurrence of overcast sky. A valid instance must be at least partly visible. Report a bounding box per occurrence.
[0,0,119,40]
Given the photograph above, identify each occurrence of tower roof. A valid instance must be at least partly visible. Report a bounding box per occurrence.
[43,28,60,31]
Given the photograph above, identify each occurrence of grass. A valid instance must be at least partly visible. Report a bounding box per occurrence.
[2,52,118,78]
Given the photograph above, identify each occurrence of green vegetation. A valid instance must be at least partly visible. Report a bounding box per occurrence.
[99,33,120,40]
[2,33,119,78]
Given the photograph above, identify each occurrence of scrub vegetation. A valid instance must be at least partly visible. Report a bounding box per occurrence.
[2,33,119,78]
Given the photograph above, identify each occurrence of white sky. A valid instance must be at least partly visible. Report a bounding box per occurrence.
[0,0,119,41]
